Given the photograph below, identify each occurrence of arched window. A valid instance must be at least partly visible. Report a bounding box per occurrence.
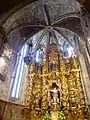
[11,44,28,99]
[63,42,75,58]
[35,49,43,63]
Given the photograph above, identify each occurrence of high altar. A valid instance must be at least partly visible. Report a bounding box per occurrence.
[24,42,87,120]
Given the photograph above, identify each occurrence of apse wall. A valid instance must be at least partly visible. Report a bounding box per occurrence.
[0,73,11,100]
[0,42,29,105]
[0,44,29,119]
[0,44,16,101]
[0,99,30,120]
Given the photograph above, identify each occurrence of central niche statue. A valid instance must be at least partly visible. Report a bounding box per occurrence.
[49,82,60,111]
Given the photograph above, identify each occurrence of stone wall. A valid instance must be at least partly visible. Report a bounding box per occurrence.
[0,44,16,101]
[0,99,30,120]
[0,26,13,101]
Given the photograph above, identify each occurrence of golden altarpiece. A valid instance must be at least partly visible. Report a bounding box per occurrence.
[24,42,87,120]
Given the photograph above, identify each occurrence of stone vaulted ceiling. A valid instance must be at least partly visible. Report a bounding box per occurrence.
[0,0,90,15]
[2,0,82,51]
[0,0,37,15]
[0,0,89,54]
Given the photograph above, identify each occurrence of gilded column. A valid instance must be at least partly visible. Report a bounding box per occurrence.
[42,57,48,111]
[60,56,69,111]
[24,64,35,108]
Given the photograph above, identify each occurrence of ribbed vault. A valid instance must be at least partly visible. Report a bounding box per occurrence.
[2,0,89,53]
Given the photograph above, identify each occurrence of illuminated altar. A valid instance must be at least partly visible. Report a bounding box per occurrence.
[23,41,87,120]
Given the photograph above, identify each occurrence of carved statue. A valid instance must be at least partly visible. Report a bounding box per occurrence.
[34,93,42,115]
[49,82,60,111]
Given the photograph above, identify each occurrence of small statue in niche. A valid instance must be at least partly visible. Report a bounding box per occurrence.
[49,82,60,111]
[50,63,57,71]
[34,93,42,115]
